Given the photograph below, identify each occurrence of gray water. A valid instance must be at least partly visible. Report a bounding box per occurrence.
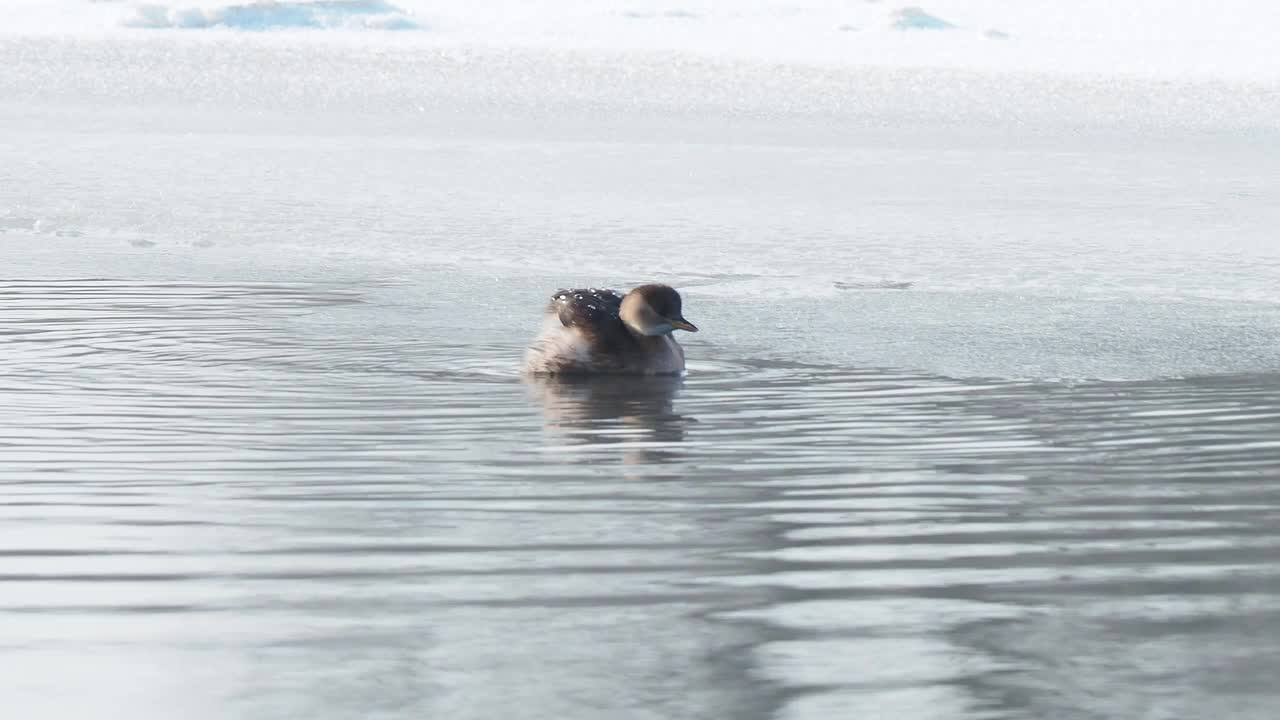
[5,36,1280,720]
[3,277,1280,719]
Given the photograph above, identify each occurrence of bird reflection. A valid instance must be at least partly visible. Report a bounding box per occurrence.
[525,374,692,465]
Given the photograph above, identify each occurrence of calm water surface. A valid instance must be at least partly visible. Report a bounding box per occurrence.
[2,278,1279,719]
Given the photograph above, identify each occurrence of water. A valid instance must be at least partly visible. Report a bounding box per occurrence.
[4,32,1280,720]
[3,276,1279,718]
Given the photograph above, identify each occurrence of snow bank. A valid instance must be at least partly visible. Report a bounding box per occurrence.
[0,1,1277,82]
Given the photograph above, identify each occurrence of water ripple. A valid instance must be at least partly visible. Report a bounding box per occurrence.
[2,279,1278,719]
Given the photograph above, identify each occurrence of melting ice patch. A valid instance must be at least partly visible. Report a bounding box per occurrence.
[126,0,421,30]
[891,6,955,31]
[833,280,914,291]
[621,9,701,20]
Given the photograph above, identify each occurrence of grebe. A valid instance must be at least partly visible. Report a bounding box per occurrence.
[522,284,698,375]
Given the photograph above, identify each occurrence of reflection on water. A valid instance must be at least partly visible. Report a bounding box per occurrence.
[3,279,1280,720]
[527,374,691,464]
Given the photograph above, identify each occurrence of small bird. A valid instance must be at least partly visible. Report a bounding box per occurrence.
[522,284,698,375]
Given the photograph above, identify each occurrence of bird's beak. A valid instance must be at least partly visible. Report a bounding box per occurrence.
[670,317,698,333]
